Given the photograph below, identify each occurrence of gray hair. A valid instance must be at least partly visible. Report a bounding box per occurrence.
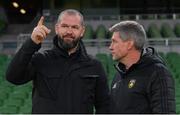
[57,9,84,26]
[109,21,147,51]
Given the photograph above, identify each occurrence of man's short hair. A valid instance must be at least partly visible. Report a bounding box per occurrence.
[109,21,147,51]
[57,9,84,26]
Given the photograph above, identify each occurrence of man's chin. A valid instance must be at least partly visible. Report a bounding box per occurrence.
[64,37,74,41]
[64,38,74,44]
[112,57,118,61]
[63,41,77,50]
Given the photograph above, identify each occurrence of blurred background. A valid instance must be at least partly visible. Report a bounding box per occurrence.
[0,0,180,113]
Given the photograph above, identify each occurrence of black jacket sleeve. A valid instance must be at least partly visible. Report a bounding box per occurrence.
[94,60,110,113]
[147,64,176,113]
[6,39,41,85]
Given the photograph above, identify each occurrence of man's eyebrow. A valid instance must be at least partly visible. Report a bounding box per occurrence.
[60,23,68,25]
[60,23,80,27]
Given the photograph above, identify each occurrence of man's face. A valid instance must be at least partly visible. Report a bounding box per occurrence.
[55,13,85,50]
[109,32,130,62]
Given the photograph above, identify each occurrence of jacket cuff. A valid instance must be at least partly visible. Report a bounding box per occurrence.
[20,38,41,53]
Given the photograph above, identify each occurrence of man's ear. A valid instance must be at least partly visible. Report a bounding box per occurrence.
[127,39,134,50]
[80,26,85,38]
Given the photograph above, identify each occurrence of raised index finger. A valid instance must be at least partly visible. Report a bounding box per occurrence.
[37,16,44,26]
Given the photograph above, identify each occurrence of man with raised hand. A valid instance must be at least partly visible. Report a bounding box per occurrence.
[6,9,110,114]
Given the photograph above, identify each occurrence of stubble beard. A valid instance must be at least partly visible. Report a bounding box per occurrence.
[57,35,80,51]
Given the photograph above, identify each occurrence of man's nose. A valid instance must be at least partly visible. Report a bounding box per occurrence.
[66,27,73,33]
[109,43,113,50]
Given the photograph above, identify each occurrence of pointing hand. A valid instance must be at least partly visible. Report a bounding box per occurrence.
[31,16,51,44]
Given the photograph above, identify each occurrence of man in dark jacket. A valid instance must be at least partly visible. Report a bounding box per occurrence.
[6,9,110,114]
[109,21,176,113]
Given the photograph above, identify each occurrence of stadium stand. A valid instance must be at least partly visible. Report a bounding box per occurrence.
[0,27,180,114]
[0,5,180,113]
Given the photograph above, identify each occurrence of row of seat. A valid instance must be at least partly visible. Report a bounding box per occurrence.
[0,20,179,39]
[0,55,32,114]
[84,23,180,39]
[84,24,111,39]
[147,23,180,38]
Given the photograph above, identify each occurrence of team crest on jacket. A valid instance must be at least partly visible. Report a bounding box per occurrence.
[128,79,136,88]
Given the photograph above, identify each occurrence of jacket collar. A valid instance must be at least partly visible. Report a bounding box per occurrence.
[115,47,165,76]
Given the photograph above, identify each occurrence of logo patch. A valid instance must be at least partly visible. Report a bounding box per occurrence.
[128,79,136,88]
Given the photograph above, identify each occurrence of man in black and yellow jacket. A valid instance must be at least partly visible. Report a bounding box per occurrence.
[109,20,176,113]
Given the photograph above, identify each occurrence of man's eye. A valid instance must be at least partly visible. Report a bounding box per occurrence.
[61,25,68,28]
[60,24,81,30]
[72,26,80,30]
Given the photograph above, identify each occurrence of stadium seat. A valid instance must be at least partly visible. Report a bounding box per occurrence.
[19,104,32,114]
[19,96,32,113]
[96,53,109,72]
[176,104,180,114]
[147,23,162,38]
[4,98,24,107]
[84,24,94,39]
[0,91,9,101]
[0,99,4,107]
[96,53,117,86]
[96,25,107,39]
[107,54,116,86]
[161,23,176,38]
[9,90,29,100]
[0,54,8,64]
[174,23,180,37]
[0,105,19,114]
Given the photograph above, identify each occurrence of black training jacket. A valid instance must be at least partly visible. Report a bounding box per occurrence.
[6,36,110,114]
[110,47,176,113]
